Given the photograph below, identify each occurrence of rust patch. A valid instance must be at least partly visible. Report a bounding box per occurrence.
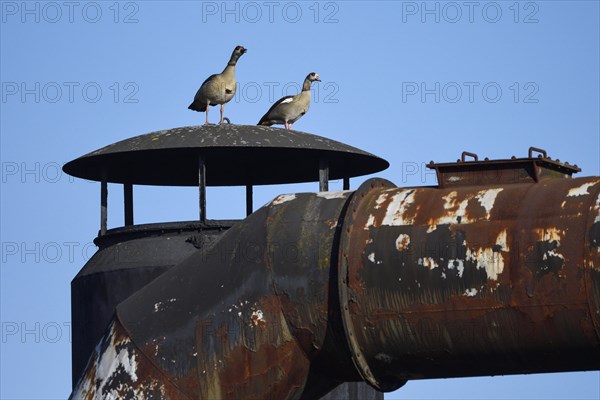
[219,338,310,399]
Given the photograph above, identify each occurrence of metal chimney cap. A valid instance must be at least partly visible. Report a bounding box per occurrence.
[63,125,389,186]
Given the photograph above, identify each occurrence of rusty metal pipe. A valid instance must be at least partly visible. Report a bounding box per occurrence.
[338,177,600,391]
[71,177,600,399]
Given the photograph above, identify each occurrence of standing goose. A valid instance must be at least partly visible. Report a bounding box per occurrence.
[188,45,247,125]
[258,72,321,130]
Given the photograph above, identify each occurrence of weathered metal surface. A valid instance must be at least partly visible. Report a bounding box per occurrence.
[587,186,600,342]
[428,147,581,188]
[70,168,600,399]
[62,125,389,186]
[338,178,404,391]
[111,192,354,399]
[338,177,600,390]
[71,319,190,399]
[71,220,238,387]
[101,194,347,399]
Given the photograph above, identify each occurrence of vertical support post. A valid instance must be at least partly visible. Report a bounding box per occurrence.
[100,168,108,236]
[124,183,133,226]
[343,177,350,190]
[246,184,253,216]
[319,158,329,192]
[199,154,207,223]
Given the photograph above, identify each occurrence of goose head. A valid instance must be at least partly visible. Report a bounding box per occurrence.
[231,45,247,62]
[307,72,321,83]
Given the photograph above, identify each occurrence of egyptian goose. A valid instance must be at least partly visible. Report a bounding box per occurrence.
[188,45,247,125]
[258,72,321,129]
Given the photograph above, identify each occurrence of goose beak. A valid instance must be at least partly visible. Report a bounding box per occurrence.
[315,76,321,82]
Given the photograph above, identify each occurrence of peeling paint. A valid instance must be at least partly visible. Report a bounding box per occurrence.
[316,190,351,199]
[593,193,600,224]
[153,298,177,313]
[429,188,502,228]
[432,192,470,225]
[368,252,383,264]
[496,230,509,252]
[465,247,504,281]
[442,191,458,210]
[71,322,170,400]
[544,249,564,261]
[250,309,266,327]
[97,326,138,384]
[375,192,390,209]
[443,230,510,281]
[366,214,376,229]
[475,188,503,218]
[381,189,416,226]
[448,259,464,277]
[418,257,438,270]
[395,234,411,251]
[567,181,599,197]
[272,194,297,205]
[464,288,478,297]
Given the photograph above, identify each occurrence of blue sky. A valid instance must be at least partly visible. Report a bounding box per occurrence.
[1,1,599,398]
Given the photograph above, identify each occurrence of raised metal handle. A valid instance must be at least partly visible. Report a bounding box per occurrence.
[461,151,479,162]
[529,147,547,159]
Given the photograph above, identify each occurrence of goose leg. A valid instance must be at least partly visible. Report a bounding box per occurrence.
[220,104,225,125]
[285,121,290,130]
[205,102,210,125]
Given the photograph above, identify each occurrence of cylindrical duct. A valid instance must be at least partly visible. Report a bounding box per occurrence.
[338,177,600,390]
